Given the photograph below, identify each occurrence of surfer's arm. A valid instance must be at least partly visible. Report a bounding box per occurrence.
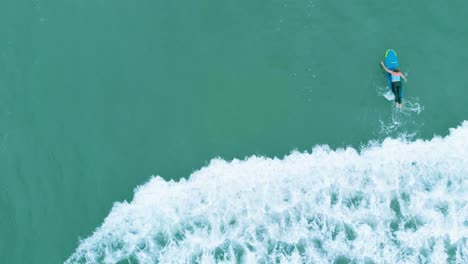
[400,73,407,82]
[380,61,393,74]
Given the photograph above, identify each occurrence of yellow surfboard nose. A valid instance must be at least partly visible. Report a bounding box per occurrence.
[385,49,397,58]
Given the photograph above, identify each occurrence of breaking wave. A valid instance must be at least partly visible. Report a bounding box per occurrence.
[67,122,468,264]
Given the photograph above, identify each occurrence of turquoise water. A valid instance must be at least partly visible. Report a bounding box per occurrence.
[1,0,467,263]
[67,124,468,263]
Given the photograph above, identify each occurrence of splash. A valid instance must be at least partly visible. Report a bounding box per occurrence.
[376,83,424,139]
[376,83,423,113]
[377,99,425,140]
[67,122,468,264]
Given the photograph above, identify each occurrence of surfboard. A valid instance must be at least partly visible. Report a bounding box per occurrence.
[384,49,399,87]
[383,49,400,101]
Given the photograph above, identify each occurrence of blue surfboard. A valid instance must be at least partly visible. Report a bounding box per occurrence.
[384,49,399,88]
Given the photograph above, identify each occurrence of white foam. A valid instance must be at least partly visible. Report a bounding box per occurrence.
[67,121,468,264]
[377,84,394,101]
[376,94,424,140]
[383,90,395,101]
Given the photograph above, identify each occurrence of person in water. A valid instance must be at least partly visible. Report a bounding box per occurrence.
[380,61,407,108]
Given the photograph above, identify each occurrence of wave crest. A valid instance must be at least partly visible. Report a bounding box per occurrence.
[67,122,468,264]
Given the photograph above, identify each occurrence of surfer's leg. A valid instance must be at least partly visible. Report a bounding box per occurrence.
[395,83,403,108]
[396,83,402,104]
[391,83,398,102]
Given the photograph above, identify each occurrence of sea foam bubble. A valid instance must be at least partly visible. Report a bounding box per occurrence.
[67,122,468,264]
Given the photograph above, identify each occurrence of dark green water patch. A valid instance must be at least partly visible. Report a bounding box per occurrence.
[403,217,423,232]
[390,197,402,218]
[334,255,353,264]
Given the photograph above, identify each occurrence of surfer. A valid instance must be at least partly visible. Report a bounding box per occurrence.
[381,61,407,108]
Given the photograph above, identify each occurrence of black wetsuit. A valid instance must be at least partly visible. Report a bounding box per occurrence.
[391,81,402,104]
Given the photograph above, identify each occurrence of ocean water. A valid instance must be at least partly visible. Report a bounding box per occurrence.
[1,0,468,263]
[66,122,468,263]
